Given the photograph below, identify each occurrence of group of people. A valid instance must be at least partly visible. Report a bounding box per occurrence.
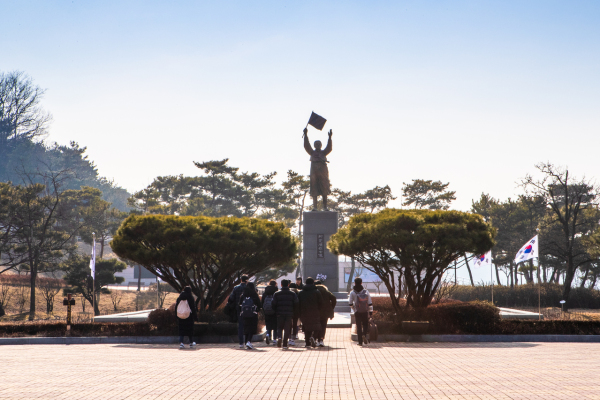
[227,275,338,349]
[175,275,373,350]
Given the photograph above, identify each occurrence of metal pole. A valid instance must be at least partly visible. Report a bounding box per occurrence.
[454,260,457,285]
[156,275,159,309]
[491,259,494,305]
[538,258,541,321]
[92,232,95,321]
[531,228,542,321]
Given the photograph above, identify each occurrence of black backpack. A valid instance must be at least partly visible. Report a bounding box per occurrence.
[240,296,257,318]
[263,294,275,315]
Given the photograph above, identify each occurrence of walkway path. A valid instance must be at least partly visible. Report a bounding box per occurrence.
[1,328,599,399]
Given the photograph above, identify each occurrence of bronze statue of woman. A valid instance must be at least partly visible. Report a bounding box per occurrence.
[303,127,333,210]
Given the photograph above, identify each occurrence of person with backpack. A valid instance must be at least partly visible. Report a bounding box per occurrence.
[315,280,337,347]
[176,286,198,349]
[228,275,248,349]
[271,279,299,349]
[348,277,373,346]
[261,280,278,345]
[297,277,323,348]
[288,283,300,340]
[238,282,262,350]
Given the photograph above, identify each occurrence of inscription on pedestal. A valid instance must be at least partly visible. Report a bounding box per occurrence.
[317,234,324,258]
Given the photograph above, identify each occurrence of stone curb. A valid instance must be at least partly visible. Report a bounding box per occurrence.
[351,333,600,342]
[0,332,266,345]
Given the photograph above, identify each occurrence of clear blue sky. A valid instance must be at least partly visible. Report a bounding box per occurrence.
[2,1,599,209]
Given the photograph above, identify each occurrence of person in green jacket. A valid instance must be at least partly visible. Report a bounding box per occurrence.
[315,280,337,347]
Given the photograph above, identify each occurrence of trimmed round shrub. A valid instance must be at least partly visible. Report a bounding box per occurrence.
[148,308,177,331]
[372,297,500,334]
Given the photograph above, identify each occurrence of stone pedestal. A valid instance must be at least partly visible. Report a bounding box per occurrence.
[302,211,339,292]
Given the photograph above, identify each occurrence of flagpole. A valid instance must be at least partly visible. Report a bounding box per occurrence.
[491,255,494,305]
[92,232,96,321]
[537,257,541,321]
[302,121,309,138]
[536,229,541,321]
[302,112,311,137]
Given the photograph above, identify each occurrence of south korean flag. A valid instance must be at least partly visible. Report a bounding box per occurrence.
[514,235,538,264]
[474,250,492,268]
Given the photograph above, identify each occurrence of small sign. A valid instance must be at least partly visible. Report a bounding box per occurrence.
[317,234,324,258]
[560,300,566,304]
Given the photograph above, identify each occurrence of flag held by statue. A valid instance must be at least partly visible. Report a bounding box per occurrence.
[307,112,327,130]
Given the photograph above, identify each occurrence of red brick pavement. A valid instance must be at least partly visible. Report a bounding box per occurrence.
[1,328,599,399]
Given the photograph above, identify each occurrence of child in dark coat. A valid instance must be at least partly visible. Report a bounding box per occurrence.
[176,286,198,349]
[239,282,262,349]
[261,280,278,345]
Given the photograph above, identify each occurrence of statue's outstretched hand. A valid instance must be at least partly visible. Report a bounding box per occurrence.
[328,129,333,137]
[303,127,308,136]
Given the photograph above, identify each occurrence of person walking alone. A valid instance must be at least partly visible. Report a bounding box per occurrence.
[348,277,373,346]
[238,282,261,350]
[272,279,299,349]
[228,275,248,349]
[315,280,337,347]
[298,277,323,348]
[262,280,278,345]
[176,286,198,349]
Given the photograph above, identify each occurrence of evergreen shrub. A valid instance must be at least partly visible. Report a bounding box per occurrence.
[372,297,500,334]
[147,308,177,331]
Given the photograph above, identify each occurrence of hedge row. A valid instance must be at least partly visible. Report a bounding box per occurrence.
[0,321,239,338]
[0,274,64,287]
[450,284,600,309]
[494,320,600,335]
[0,322,151,337]
[372,296,600,335]
[0,307,265,338]
[148,307,263,335]
[376,319,600,335]
[373,299,500,334]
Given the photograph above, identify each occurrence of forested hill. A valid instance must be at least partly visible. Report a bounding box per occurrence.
[0,71,130,211]
[0,140,131,212]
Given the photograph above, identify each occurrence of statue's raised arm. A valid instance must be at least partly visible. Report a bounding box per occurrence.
[323,129,332,155]
[303,127,313,155]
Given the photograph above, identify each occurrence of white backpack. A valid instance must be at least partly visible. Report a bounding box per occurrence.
[177,299,191,319]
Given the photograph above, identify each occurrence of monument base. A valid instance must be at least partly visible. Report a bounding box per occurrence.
[302,211,339,292]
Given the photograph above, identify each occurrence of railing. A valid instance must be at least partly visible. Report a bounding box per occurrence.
[533,307,600,321]
[105,283,153,291]
[97,308,138,316]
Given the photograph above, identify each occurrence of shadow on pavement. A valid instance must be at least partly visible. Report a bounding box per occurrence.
[111,343,347,351]
[376,342,541,349]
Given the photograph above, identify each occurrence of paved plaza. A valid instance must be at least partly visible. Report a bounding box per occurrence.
[2,328,600,400]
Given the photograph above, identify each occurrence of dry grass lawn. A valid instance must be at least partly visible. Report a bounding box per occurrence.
[0,285,179,323]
